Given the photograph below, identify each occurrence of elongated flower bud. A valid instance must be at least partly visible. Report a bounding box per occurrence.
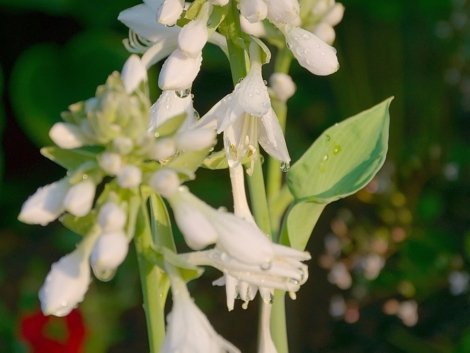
[269,73,296,102]
[284,26,339,76]
[18,179,69,226]
[63,180,96,217]
[90,231,129,281]
[175,128,216,151]
[265,0,300,26]
[117,165,142,188]
[98,202,127,232]
[49,122,85,149]
[99,152,122,175]
[121,54,147,93]
[158,49,202,91]
[239,0,267,23]
[150,169,180,198]
[178,19,209,58]
[39,248,91,317]
[158,0,184,26]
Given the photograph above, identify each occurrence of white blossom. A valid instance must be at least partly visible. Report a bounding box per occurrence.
[178,7,210,57]
[18,179,69,226]
[149,90,195,133]
[63,180,96,217]
[90,231,129,281]
[121,54,148,93]
[49,122,86,149]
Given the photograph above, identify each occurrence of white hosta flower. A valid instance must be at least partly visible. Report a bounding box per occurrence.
[18,179,69,225]
[159,49,203,91]
[158,0,184,26]
[99,152,123,175]
[269,73,296,102]
[162,279,240,353]
[239,0,267,23]
[117,165,142,188]
[121,54,148,93]
[90,231,129,281]
[265,0,300,26]
[194,242,310,310]
[284,26,339,76]
[149,169,181,198]
[199,61,290,166]
[63,180,96,217]
[98,202,127,232]
[39,235,96,316]
[49,122,86,149]
[149,90,195,133]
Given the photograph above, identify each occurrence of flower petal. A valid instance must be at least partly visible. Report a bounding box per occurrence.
[257,108,290,163]
[158,49,202,91]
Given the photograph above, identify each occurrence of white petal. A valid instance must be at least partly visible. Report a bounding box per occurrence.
[149,169,181,198]
[239,0,267,23]
[313,23,336,45]
[269,73,296,102]
[143,0,164,12]
[121,54,148,93]
[265,0,300,26]
[158,49,202,91]
[98,202,127,232]
[39,248,90,316]
[90,231,129,281]
[235,63,271,117]
[158,0,184,26]
[285,26,339,76]
[240,16,267,37]
[149,90,193,132]
[63,180,96,217]
[118,4,179,42]
[257,108,290,163]
[117,165,142,188]
[49,122,85,149]
[178,19,208,57]
[175,128,216,151]
[18,179,68,225]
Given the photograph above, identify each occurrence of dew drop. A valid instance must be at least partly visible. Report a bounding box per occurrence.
[281,162,290,172]
[322,154,329,161]
[260,261,272,271]
[325,134,331,141]
[333,144,342,155]
[193,109,200,120]
[175,88,191,98]
[263,80,268,85]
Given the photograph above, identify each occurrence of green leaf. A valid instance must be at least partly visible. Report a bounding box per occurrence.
[280,201,325,250]
[155,113,187,137]
[203,150,229,169]
[41,146,97,169]
[60,211,97,236]
[167,147,212,180]
[288,97,392,203]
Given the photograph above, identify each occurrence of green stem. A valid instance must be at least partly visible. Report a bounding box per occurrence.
[271,291,289,353]
[134,191,170,353]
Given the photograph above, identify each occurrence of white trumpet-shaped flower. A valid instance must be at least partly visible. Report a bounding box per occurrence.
[162,277,240,353]
[198,59,290,166]
[39,234,97,316]
[283,26,339,76]
[18,179,69,226]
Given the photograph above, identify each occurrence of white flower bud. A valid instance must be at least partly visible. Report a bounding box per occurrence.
[178,19,208,57]
[158,0,184,26]
[18,179,68,225]
[149,138,177,160]
[269,73,296,102]
[98,202,127,232]
[265,0,300,26]
[175,128,216,151]
[149,169,180,197]
[284,26,339,76]
[113,137,133,155]
[239,0,267,23]
[324,3,345,26]
[49,122,85,149]
[63,180,95,217]
[90,231,129,281]
[121,54,148,93]
[313,23,336,45]
[99,152,123,175]
[159,49,202,91]
[117,165,142,188]
[39,248,90,316]
[240,16,266,37]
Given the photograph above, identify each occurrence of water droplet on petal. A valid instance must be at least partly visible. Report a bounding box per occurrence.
[175,88,191,98]
[323,154,329,161]
[281,162,290,172]
[261,261,272,270]
[333,144,342,155]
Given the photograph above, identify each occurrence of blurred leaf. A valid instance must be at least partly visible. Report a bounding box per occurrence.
[287,98,392,203]
[10,30,128,146]
[41,146,98,170]
[60,211,97,236]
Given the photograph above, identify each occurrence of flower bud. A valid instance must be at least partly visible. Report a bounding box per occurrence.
[49,122,85,149]
[240,16,266,37]
[98,202,127,232]
[121,54,148,93]
[150,169,180,198]
[99,152,123,175]
[175,128,216,151]
[117,165,142,188]
[324,3,345,26]
[284,26,339,76]
[63,180,96,217]
[313,23,336,45]
[239,0,267,23]
[18,179,69,226]
[39,249,90,317]
[158,0,184,26]
[158,49,202,91]
[178,19,208,57]
[149,138,177,160]
[265,0,300,26]
[269,73,296,102]
[113,137,134,155]
[90,231,129,281]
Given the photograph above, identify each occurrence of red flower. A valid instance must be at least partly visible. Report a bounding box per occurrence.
[19,309,86,353]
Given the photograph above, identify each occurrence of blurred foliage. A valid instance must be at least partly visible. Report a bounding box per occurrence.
[0,0,469,352]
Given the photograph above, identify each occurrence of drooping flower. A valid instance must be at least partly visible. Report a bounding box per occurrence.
[162,276,240,353]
